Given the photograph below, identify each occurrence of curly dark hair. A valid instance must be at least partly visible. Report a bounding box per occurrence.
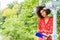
[43,9,51,15]
[36,6,51,18]
[36,6,45,18]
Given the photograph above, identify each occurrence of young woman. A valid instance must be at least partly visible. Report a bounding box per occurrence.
[36,6,53,40]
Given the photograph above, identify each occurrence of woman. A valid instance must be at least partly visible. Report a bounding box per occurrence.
[36,6,53,40]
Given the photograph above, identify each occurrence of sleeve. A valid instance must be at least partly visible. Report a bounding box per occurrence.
[37,19,43,33]
[45,26,53,35]
[45,18,53,35]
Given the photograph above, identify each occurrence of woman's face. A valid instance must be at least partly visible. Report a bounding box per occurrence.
[40,10,47,17]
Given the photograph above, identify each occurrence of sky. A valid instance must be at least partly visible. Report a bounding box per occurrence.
[0,0,24,10]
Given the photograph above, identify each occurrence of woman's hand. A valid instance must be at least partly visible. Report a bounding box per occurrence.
[42,33,48,40]
[43,36,47,40]
[47,35,52,40]
[47,34,51,37]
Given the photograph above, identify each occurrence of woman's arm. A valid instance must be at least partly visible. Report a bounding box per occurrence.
[37,19,45,33]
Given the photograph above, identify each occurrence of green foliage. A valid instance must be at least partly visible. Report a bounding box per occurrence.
[57,10,60,40]
[7,1,18,9]
[0,0,39,40]
[2,4,20,18]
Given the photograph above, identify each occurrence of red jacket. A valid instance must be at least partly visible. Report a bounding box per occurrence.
[37,18,53,35]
